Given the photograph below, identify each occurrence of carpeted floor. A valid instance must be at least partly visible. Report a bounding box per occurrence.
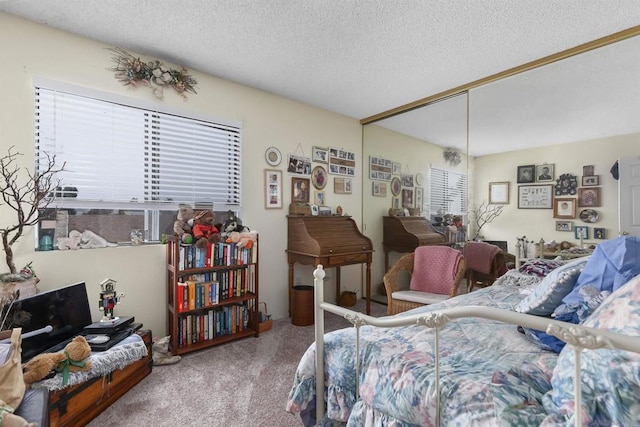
[86,299,387,427]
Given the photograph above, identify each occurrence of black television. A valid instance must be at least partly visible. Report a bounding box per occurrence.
[7,282,93,362]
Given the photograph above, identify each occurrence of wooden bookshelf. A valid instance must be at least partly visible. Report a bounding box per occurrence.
[166,235,259,355]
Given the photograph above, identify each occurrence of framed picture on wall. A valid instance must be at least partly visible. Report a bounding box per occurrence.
[517,165,535,183]
[553,198,576,219]
[574,226,589,240]
[536,164,554,182]
[578,187,601,207]
[518,184,553,209]
[291,177,310,203]
[555,221,573,232]
[489,182,509,204]
[594,227,606,239]
[264,169,282,209]
[582,175,599,186]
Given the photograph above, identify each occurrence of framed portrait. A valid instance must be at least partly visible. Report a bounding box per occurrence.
[517,165,536,183]
[291,177,310,203]
[581,175,599,186]
[583,165,595,176]
[594,227,606,240]
[392,162,401,175]
[489,181,509,204]
[401,188,413,208]
[334,177,352,194]
[574,226,589,240]
[536,164,554,182]
[314,190,326,206]
[578,187,601,207]
[311,165,327,190]
[264,169,282,209]
[555,221,573,232]
[553,198,576,219]
[392,197,400,209]
[372,181,387,197]
[517,184,553,209]
[312,146,329,163]
[401,173,414,187]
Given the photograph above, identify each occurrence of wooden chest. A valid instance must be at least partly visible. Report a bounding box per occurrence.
[48,330,153,427]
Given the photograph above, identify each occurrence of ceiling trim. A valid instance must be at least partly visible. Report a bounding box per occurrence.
[360,24,640,125]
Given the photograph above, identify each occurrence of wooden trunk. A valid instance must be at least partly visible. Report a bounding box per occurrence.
[48,330,153,427]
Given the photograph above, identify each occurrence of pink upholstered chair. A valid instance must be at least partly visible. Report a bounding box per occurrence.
[383,246,466,315]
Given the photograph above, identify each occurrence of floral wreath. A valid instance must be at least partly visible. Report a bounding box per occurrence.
[443,148,461,166]
[108,47,198,100]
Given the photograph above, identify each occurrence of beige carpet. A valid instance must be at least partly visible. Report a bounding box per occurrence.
[87,299,387,427]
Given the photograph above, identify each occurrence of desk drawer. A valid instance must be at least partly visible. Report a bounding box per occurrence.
[328,253,368,265]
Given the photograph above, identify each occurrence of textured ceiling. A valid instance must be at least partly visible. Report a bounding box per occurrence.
[1,1,639,155]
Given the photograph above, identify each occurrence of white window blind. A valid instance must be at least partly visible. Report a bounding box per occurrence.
[429,166,467,216]
[35,86,241,210]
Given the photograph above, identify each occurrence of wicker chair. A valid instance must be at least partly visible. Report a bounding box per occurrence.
[383,249,467,316]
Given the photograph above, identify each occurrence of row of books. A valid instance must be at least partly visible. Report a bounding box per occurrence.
[178,241,257,270]
[177,303,249,347]
[177,264,256,312]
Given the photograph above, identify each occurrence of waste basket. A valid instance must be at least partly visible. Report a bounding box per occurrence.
[291,285,314,326]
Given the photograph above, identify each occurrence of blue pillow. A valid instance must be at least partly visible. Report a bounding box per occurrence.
[515,257,589,316]
[562,236,640,306]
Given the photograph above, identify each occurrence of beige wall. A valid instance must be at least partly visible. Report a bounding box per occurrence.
[473,133,639,252]
[0,13,364,336]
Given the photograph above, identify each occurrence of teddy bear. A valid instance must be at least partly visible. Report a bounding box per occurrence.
[192,210,222,248]
[22,336,92,386]
[173,205,195,242]
[226,230,257,249]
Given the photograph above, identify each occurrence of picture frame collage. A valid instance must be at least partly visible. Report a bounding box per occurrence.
[509,163,605,241]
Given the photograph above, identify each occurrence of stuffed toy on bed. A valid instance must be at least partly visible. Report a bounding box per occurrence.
[22,336,92,386]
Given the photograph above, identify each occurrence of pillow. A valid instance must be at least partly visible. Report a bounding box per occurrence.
[562,236,640,306]
[518,258,566,277]
[515,257,589,316]
[543,273,640,424]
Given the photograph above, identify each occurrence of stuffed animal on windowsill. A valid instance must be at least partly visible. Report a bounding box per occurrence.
[22,336,92,387]
[173,205,195,243]
[192,210,222,249]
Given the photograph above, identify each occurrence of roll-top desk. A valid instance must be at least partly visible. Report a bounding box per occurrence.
[382,216,448,272]
[287,215,374,314]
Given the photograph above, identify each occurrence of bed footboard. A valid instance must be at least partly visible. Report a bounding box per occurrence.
[312,264,640,427]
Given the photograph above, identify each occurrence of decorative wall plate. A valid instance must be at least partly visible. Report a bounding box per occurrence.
[391,177,401,196]
[311,165,327,190]
[265,147,282,166]
[415,173,424,186]
[579,209,599,223]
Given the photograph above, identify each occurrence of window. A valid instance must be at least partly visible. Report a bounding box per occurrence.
[35,80,241,246]
[429,166,467,219]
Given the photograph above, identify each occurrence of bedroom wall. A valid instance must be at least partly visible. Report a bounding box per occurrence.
[0,12,363,336]
[473,133,639,253]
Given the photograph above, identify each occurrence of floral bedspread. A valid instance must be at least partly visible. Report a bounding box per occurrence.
[286,275,561,426]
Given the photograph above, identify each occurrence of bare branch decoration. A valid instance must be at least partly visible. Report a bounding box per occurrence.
[469,200,504,241]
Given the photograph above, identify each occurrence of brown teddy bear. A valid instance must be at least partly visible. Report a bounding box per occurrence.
[0,403,37,427]
[22,336,92,386]
[173,205,195,242]
[192,210,222,248]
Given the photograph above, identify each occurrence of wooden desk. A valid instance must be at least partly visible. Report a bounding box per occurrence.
[382,216,448,272]
[287,215,373,314]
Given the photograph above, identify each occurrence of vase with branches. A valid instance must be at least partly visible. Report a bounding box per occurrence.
[469,200,503,241]
[0,146,63,329]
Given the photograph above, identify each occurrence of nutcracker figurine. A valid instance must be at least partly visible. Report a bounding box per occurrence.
[98,278,125,322]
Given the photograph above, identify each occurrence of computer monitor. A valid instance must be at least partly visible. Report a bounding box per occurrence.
[7,281,92,362]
